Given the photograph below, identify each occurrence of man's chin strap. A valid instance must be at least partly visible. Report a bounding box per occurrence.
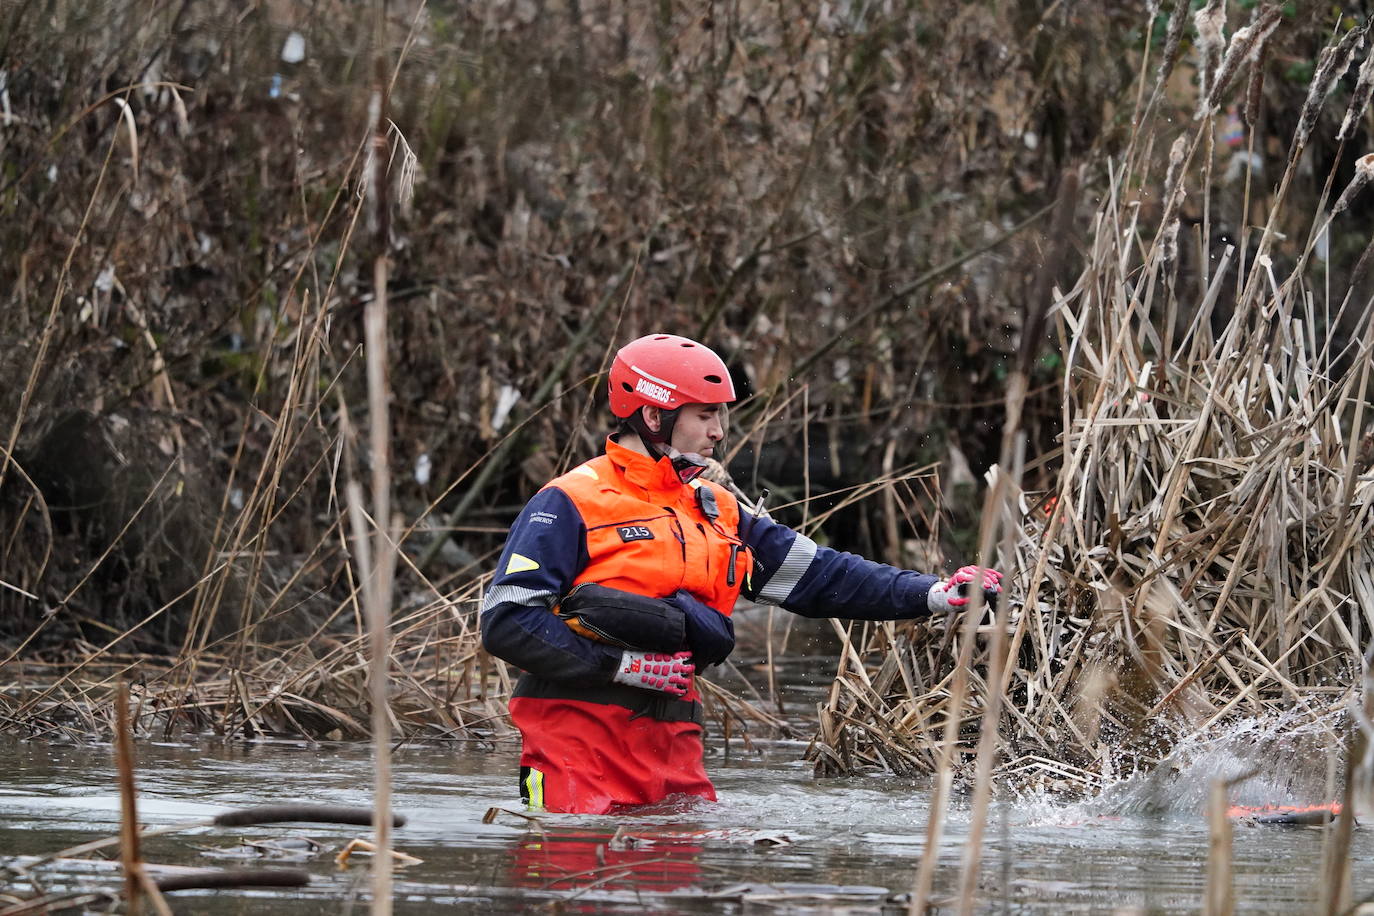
[625,410,709,484]
[668,451,709,484]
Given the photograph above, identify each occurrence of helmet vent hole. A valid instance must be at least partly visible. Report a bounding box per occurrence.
[703,374,722,384]
[680,342,695,347]
[653,335,669,340]
[620,382,634,392]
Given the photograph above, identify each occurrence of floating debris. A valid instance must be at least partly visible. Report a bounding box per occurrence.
[215,836,325,861]
[335,838,423,868]
[1227,803,1346,827]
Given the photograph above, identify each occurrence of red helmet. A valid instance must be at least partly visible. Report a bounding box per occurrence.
[608,334,736,418]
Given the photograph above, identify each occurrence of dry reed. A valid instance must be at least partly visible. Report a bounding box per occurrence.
[820,12,1374,910]
[0,19,1370,910]
[3,0,1154,677]
[817,6,1374,775]
[1203,775,1235,916]
[353,0,400,909]
[115,681,143,916]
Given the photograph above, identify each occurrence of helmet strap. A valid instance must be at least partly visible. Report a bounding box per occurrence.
[625,409,666,451]
[625,408,707,484]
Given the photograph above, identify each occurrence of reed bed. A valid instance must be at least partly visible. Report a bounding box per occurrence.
[1,0,1120,749]
[0,0,1369,820]
[810,7,1374,800]
[0,577,784,746]
[1,0,1150,662]
[2,5,1374,913]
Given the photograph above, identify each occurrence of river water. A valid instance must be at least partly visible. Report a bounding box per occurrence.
[2,723,1370,914]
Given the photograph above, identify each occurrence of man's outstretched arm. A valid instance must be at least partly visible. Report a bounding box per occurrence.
[740,510,996,620]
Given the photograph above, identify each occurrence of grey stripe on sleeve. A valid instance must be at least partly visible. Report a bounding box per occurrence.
[756,532,818,605]
[481,584,556,613]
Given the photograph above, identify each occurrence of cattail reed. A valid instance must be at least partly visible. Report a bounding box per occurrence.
[1339,42,1374,142]
[1243,24,1273,129]
[1161,135,1189,226]
[1157,0,1192,93]
[1205,7,1281,117]
[1192,0,1226,119]
[812,12,1374,817]
[1159,213,1181,272]
[1330,153,1374,217]
[1297,24,1367,149]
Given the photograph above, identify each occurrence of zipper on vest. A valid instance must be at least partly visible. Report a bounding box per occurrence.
[727,543,738,586]
[668,512,686,561]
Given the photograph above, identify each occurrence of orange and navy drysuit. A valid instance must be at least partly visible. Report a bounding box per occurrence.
[480,436,941,814]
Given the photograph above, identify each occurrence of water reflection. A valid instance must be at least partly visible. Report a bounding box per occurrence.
[508,829,705,893]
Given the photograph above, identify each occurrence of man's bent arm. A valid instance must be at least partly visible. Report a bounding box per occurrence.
[480,488,623,682]
[740,510,940,620]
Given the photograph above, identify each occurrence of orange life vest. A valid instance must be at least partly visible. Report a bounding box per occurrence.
[545,436,750,620]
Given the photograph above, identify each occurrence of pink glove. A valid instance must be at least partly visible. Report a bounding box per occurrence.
[613,650,694,696]
[928,566,1003,613]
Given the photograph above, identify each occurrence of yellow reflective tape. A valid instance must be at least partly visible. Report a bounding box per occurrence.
[525,768,545,808]
[505,553,540,575]
[574,465,598,479]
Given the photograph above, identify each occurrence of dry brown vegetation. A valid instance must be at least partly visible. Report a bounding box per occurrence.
[811,2,1374,786]
[0,0,1372,818]
[0,0,1142,737]
[4,1,1374,912]
[805,7,1374,908]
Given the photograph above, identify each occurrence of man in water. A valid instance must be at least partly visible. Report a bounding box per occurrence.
[480,333,1001,813]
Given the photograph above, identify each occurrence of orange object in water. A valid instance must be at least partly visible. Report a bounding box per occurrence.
[1226,803,1344,826]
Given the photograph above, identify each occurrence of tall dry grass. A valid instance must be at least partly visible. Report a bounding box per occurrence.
[818,2,1374,784]
[3,3,1374,911]
[773,6,1374,911]
[0,0,1151,741]
[0,0,1369,805]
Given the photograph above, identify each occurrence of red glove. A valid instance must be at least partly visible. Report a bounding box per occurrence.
[928,566,1003,613]
[613,650,694,696]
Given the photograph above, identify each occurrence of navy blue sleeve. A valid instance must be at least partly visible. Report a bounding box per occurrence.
[666,590,735,667]
[479,487,623,682]
[739,510,940,620]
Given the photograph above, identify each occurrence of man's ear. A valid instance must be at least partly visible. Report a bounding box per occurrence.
[640,406,663,433]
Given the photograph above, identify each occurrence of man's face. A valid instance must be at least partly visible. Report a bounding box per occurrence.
[669,403,725,457]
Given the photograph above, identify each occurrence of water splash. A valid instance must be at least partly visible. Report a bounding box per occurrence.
[1010,708,1345,826]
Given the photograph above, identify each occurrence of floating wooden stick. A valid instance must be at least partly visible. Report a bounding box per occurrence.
[335,838,423,868]
[154,868,310,892]
[14,805,408,873]
[212,805,408,828]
